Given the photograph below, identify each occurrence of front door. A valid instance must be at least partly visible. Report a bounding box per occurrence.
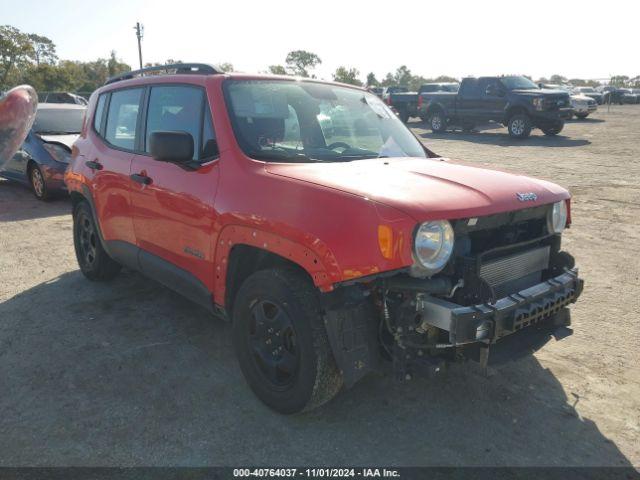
[129,84,220,305]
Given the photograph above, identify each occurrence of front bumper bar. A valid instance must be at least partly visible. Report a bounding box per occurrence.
[417,269,583,345]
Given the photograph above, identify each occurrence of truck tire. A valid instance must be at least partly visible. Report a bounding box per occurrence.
[541,121,564,136]
[507,113,532,139]
[397,108,409,123]
[73,201,121,281]
[232,268,343,414]
[429,110,447,133]
[575,112,589,119]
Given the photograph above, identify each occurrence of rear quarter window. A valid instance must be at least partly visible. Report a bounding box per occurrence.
[93,94,107,133]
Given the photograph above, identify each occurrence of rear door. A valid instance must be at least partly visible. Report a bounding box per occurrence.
[478,78,507,121]
[129,84,220,307]
[90,87,143,248]
[456,79,481,122]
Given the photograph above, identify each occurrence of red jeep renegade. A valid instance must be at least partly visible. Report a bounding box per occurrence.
[66,64,583,414]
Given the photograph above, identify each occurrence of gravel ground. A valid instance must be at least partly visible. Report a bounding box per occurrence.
[0,105,638,468]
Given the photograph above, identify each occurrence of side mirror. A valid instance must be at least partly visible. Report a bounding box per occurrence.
[149,131,193,163]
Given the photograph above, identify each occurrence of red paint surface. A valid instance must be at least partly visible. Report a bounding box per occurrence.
[66,74,571,308]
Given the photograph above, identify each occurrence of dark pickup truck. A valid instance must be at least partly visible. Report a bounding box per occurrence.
[386,83,459,123]
[417,76,573,138]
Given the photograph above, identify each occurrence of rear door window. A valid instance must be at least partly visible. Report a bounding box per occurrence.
[105,88,143,150]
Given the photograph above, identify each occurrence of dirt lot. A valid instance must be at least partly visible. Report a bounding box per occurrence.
[1,106,639,468]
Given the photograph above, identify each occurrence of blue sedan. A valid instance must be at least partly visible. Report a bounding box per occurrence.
[0,103,85,200]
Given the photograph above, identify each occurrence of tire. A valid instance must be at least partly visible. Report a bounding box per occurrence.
[73,201,121,281]
[541,121,564,136]
[29,164,49,201]
[429,110,447,133]
[232,268,343,414]
[507,113,532,139]
[398,108,409,123]
[575,113,589,119]
[461,122,475,133]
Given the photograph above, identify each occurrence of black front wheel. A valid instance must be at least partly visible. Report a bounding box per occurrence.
[232,269,343,414]
[507,113,532,139]
[73,201,121,281]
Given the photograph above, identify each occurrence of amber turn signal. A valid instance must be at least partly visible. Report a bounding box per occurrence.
[378,225,394,259]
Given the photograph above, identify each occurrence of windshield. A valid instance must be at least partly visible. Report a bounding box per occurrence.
[33,107,85,134]
[500,76,539,90]
[224,80,427,163]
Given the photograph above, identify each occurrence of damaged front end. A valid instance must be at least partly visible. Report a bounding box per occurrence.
[322,203,584,386]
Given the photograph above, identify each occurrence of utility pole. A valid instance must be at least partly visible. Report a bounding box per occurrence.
[134,22,144,70]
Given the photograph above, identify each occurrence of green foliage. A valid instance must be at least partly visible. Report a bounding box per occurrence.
[267,65,287,75]
[332,66,362,86]
[1,25,131,94]
[365,72,379,87]
[1,25,35,88]
[285,50,321,77]
[218,62,234,73]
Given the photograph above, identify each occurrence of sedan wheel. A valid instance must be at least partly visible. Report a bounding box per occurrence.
[30,165,48,200]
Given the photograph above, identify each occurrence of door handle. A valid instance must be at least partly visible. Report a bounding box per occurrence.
[85,160,102,170]
[130,173,152,185]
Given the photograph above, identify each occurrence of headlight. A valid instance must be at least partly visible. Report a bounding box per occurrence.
[547,201,568,234]
[532,97,545,110]
[43,143,71,163]
[412,220,454,277]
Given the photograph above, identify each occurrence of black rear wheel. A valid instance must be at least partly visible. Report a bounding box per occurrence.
[541,121,564,136]
[429,110,447,133]
[73,201,121,281]
[232,268,343,414]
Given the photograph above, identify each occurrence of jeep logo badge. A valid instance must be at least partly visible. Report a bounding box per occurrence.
[516,192,537,202]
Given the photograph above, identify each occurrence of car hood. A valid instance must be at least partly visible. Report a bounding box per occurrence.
[266,157,569,221]
[513,88,568,97]
[38,134,79,150]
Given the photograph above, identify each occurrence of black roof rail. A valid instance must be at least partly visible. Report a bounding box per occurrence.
[105,63,223,85]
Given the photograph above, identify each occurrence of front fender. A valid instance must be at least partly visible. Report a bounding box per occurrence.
[212,224,342,306]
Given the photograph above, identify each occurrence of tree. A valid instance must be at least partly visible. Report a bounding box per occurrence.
[610,75,629,87]
[393,65,413,86]
[285,50,321,77]
[268,65,287,75]
[333,66,362,86]
[381,72,395,87]
[107,50,129,77]
[218,62,234,72]
[433,75,458,83]
[0,25,35,89]
[28,34,56,66]
[549,74,567,85]
[365,72,379,87]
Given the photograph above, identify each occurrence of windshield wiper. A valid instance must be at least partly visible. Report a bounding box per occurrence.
[250,150,316,163]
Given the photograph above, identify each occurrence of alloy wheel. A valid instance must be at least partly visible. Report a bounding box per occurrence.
[31,168,44,197]
[78,212,98,267]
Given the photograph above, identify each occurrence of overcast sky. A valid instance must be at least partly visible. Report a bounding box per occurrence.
[3,0,638,81]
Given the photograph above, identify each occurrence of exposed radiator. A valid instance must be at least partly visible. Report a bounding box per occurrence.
[480,246,550,296]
